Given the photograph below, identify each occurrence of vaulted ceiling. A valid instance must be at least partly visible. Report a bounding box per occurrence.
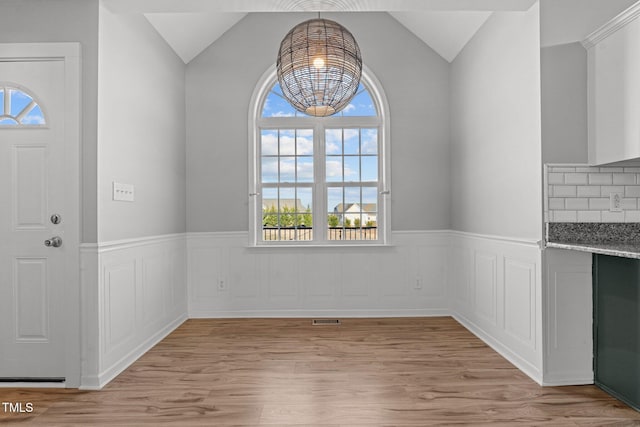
[101,0,637,64]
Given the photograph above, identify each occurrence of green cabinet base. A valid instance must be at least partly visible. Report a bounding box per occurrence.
[594,254,640,411]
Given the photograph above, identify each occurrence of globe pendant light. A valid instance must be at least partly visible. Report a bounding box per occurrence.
[276,17,362,117]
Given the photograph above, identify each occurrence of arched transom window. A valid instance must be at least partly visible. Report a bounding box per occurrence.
[0,86,46,127]
[249,68,390,246]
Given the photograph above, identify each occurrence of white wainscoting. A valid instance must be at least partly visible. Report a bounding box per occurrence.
[79,234,187,389]
[187,231,450,318]
[543,248,593,386]
[448,231,544,384]
[76,230,590,389]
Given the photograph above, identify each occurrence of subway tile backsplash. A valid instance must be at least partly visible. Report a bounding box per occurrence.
[546,164,640,223]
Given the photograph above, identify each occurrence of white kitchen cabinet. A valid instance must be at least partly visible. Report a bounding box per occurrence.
[543,248,593,385]
[584,4,640,165]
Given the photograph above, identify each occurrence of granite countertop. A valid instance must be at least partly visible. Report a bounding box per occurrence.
[546,241,640,259]
[546,223,640,259]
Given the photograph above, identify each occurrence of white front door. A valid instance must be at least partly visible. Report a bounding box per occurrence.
[0,59,68,380]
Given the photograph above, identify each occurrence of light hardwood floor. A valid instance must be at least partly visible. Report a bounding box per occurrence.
[1,317,640,426]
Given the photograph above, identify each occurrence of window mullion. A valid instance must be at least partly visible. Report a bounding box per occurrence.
[277,130,281,238]
[359,128,363,233]
[341,128,346,237]
[294,129,298,239]
[315,122,327,243]
[377,124,385,241]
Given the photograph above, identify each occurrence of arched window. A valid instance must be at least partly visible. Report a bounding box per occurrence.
[0,86,46,126]
[249,66,390,245]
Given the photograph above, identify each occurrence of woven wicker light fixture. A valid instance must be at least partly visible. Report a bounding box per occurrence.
[276,18,362,117]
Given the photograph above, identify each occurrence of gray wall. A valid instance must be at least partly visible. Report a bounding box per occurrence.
[186,12,451,233]
[0,0,99,243]
[451,6,542,240]
[97,6,186,241]
[541,42,588,164]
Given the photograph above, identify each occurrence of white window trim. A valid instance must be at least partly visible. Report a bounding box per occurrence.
[248,64,391,247]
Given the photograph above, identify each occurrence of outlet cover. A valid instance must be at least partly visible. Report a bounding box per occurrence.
[609,192,622,212]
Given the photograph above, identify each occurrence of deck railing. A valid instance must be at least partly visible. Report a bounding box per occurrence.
[262,227,377,241]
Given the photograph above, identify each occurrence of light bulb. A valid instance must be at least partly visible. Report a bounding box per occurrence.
[313,56,325,69]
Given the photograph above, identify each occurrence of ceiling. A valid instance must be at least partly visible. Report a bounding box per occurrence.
[144,12,248,64]
[102,0,637,64]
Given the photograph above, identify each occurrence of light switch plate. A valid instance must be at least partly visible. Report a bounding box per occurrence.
[113,182,135,202]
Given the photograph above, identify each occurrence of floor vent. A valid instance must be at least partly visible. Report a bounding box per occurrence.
[0,377,65,383]
[312,319,341,326]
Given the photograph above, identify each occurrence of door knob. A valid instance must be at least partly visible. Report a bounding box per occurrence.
[44,236,62,248]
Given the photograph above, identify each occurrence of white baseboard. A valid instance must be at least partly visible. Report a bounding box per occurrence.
[541,376,594,387]
[81,313,187,390]
[453,313,542,385]
[79,374,100,390]
[188,308,451,318]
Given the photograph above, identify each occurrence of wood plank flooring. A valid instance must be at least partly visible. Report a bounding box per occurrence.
[1,317,640,426]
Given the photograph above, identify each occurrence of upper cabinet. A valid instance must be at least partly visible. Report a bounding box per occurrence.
[584,3,640,166]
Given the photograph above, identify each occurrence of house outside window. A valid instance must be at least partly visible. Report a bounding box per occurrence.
[249,67,390,246]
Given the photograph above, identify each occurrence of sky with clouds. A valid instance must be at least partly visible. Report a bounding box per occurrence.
[0,88,45,125]
[260,82,379,217]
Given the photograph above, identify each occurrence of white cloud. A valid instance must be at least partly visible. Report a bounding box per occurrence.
[361,129,378,154]
[296,133,313,155]
[261,132,313,155]
[342,103,356,113]
[21,114,45,125]
[326,141,340,154]
[326,160,342,178]
[279,158,296,180]
[326,159,356,178]
[261,133,279,155]
[261,158,278,181]
[271,111,295,117]
[280,135,296,155]
[297,161,314,180]
[261,156,314,182]
[276,158,314,181]
[343,128,359,140]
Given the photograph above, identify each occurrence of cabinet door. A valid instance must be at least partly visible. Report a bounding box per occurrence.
[594,254,640,410]
[588,17,640,165]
